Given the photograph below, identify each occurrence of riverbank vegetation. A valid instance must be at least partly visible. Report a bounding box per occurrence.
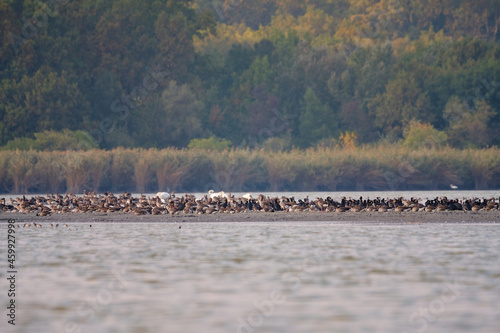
[1,1,500,193]
[1,146,499,194]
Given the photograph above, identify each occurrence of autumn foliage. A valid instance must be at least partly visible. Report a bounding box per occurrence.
[1,1,499,150]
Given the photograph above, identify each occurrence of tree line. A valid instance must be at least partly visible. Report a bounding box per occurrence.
[1,0,499,150]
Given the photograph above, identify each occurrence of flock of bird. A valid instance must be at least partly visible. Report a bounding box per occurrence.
[1,191,499,217]
[19,222,69,228]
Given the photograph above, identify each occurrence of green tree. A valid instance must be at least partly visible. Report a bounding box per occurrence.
[448,0,500,41]
[130,80,204,148]
[371,72,431,140]
[444,97,496,148]
[299,87,337,146]
[0,69,90,145]
[402,120,447,150]
[240,55,274,88]
[213,0,278,29]
[188,136,232,151]
[1,130,97,151]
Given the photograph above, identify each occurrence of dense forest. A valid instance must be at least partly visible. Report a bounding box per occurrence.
[1,0,499,150]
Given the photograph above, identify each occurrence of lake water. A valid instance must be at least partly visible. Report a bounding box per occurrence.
[1,221,499,333]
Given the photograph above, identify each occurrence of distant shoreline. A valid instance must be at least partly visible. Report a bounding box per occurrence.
[2,211,499,224]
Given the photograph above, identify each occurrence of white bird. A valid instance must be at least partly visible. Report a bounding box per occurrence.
[208,190,228,199]
[156,192,171,203]
[242,193,253,199]
[450,184,458,189]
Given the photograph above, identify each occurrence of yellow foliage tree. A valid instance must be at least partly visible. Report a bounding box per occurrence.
[336,131,358,150]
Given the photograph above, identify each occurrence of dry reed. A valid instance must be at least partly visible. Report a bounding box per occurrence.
[6,150,39,193]
[63,152,91,193]
[0,146,499,194]
[133,148,157,193]
[155,148,189,192]
[35,151,66,193]
[110,148,136,192]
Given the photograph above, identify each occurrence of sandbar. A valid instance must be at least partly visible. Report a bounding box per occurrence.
[1,210,499,224]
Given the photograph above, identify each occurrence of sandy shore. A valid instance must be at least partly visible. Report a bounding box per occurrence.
[1,210,499,224]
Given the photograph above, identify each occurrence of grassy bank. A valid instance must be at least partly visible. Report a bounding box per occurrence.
[1,147,499,194]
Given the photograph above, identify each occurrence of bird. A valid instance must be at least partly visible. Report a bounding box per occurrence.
[5,192,497,220]
[208,190,228,199]
[155,192,171,203]
[450,184,458,189]
[37,210,51,216]
[394,205,406,212]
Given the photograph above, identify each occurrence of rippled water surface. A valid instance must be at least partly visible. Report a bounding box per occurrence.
[1,222,500,333]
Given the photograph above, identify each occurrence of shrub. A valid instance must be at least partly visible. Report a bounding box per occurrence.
[188,136,232,151]
[0,130,97,151]
[403,121,447,150]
